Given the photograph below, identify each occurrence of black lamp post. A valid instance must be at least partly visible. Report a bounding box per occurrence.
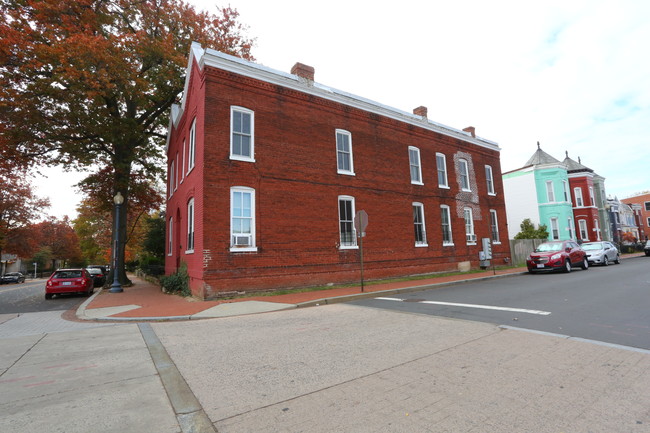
[110,191,124,293]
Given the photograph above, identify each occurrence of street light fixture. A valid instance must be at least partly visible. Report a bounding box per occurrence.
[110,191,124,293]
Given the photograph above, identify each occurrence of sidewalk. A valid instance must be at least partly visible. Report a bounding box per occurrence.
[78,266,528,321]
[78,252,647,321]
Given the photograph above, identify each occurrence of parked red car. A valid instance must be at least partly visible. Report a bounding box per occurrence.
[45,268,94,299]
[526,240,589,274]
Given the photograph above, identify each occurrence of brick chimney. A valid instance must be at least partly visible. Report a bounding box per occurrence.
[463,126,476,138]
[413,106,428,118]
[291,62,315,81]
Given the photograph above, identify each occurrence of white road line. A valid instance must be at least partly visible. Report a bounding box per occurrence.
[374,297,551,316]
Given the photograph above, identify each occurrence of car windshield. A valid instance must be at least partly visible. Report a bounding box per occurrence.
[54,270,82,279]
[535,242,563,252]
[6,273,19,276]
[88,269,101,275]
[581,242,604,251]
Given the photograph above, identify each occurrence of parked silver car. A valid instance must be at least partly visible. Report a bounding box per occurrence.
[581,241,620,266]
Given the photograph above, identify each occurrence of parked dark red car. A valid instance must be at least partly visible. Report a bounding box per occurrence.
[526,241,589,274]
[45,268,94,299]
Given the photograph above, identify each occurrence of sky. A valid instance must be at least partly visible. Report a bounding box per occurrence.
[36,0,649,219]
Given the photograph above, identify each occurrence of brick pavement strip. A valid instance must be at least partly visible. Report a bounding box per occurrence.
[153,304,650,433]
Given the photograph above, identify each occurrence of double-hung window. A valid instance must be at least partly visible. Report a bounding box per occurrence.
[578,219,588,241]
[574,187,583,207]
[550,217,559,240]
[338,196,357,248]
[168,161,175,198]
[567,218,574,240]
[485,165,495,195]
[413,203,427,246]
[562,180,570,203]
[186,198,195,253]
[459,159,470,191]
[464,208,476,244]
[230,107,254,162]
[546,181,555,202]
[408,146,423,184]
[188,118,196,173]
[181,140,186,182]
[594,218,601,240]
[489,209,500,243]
[645,201,650,212]
[436,153,448,188]
[168,218,173,256]
[231,187,256,251]
[336,130,354,175]
[441,205,453,245]
[589,187,595,206]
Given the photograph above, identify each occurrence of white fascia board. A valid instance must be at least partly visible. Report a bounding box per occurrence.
[198,45,500,152]
[567,171,594,179]
[165,104,182,153]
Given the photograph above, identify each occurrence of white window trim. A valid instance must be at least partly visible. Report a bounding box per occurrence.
[562,180,570,204]
[567,217,574,240]
[459,159,470,192]
[546,181,555,203]
[175,154,179,191]
[168,217,173,256]
[230,187,258,252]
[485,165,496,195]
[338,195,358,249]
[413,202,428,247]
[589,186,595,207]
[181,140,186,183]
[168,160,175,199]
[574,187,584,207]
[408,146,423,185]
[578,219,589,241]
[186,198,195,254]
[335,129,355,176]
[550,217,560,240]
[441,205,454,246]
[646,217,650,227]
[594,218,601,241]
[436,153,449,189]
[230,106,255,162]
[464,207,476,245]
[188,118,196,174]
[489,209,500,244]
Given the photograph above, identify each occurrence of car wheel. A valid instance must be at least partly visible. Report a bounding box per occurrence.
[581,257,589,270]
[603,256,609,266]
[45,293,53,300]
[563,260,572,273]
[614,254,620,264]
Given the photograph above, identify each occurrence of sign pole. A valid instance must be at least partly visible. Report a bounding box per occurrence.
[359,229,364,292]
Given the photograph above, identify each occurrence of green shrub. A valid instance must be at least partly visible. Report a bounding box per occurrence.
[159,262,190,297]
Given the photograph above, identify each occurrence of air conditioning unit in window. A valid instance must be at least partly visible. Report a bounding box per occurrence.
[466,234,477,242]
[234,235,251,247]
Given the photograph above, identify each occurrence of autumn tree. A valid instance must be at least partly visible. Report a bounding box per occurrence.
[0,167,50,269]
[0,0,254,283]
[30,217,84,268]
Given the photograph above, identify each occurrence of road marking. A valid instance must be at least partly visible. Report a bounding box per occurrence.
[374,297,551,316]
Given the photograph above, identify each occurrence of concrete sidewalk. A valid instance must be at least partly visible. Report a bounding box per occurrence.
[77,266,530,321]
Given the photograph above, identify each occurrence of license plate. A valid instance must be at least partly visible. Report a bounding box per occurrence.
[62,282,72,286]
[536,264,544,268]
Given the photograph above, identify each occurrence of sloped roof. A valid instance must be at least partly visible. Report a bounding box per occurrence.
[524,142,561,166]
[562,152,594,173]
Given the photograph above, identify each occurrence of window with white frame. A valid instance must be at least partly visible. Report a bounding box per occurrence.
[413,203,427,246]
[589,187,595,206]
[231,187,256,251]
[459,159,470,191]
[188,118,196,173]
[168,217,173,255]
[647,217,650,227]
[168,160,175,198]
[546,181,555,202]
[563,180,570,203]
[550,217,559,240]
[441,205,453,245]
[436,153,448,188]
[485,165,495,195]
[336,129,354,175]
[489,209,500,243]
[338,196,357,248]
[175,153,179,190]
[230,106,254,161]
[594,218,601,240]
[408,146,423,184]
[578,219,588,240]
[574,187,584,207]
[181,140,186,182]
[187,198,195,253]
[567,218,574,240]
[464,208,476,243]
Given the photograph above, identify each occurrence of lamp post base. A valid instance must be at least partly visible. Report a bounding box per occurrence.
[109,282,123,293]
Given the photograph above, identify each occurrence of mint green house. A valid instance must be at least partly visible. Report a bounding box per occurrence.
[502,144,575,240]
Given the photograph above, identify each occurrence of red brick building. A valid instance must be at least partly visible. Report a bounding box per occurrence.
[165,43,511,299]
[562,154,603,242]
[622,192,650,242]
